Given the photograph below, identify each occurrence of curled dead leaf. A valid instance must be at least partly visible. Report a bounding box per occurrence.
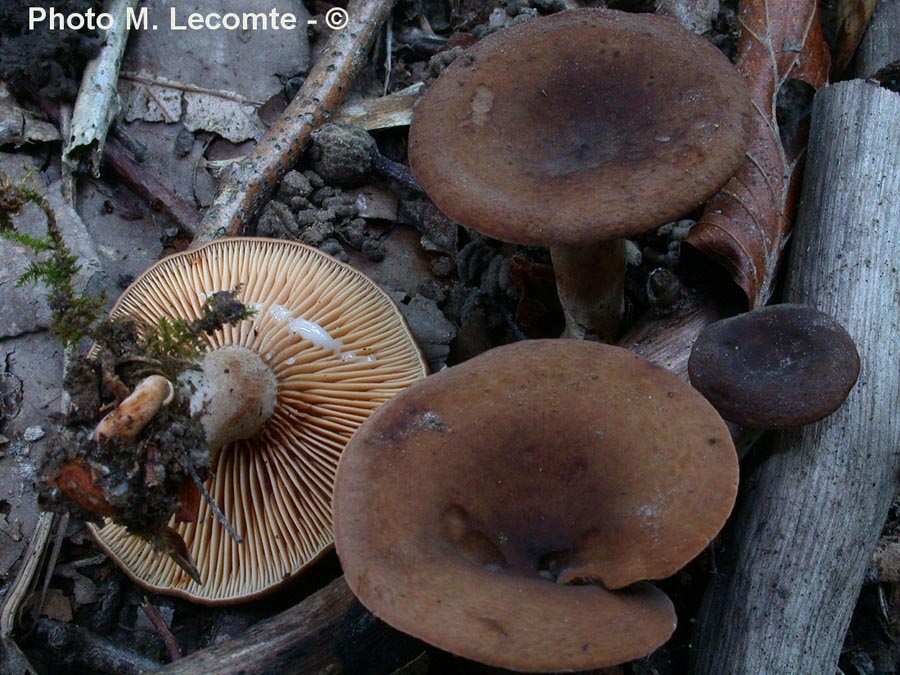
[686,0,830,307]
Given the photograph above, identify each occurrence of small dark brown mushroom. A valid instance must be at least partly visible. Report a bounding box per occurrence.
[688,304,860,429]
[334,340,738,671]
[409,9,751,341]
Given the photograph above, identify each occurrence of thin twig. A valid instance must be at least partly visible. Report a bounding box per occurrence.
[384,21,393,96]
[185,461,243,544]
[192,0,398,245]
[30,94,201,235]
[36,513,69,621]
[104,136,201,235]
[141,597,181,662]
[119,72,267,107]
[373,153,421,191]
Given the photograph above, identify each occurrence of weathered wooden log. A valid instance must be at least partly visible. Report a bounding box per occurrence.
[152,577,423,675]
[617,285,735,380]
[855,0,900,79]
[691,79,900,674]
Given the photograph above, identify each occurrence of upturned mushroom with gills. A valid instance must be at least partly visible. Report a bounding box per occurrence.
[55,238,427,603]
[334,340,739,671]
[408,8,752,341]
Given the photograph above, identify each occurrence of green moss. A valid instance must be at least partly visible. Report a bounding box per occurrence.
[1,170,254,373]
[138,288,256,380]
[0,170,106,347]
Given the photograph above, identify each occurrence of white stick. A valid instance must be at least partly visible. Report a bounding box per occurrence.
[63,0,138,176]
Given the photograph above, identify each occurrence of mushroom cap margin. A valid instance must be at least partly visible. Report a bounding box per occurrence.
[334,339,738,670]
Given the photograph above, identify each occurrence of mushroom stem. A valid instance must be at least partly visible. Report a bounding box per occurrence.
[550,239,626,342]
[94,375,174,444]
[180,346,278,451]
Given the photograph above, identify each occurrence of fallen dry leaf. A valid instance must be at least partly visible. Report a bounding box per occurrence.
[121,71,267,143]
[825,0,877,77]
[686,0,830,307]
[39,588,73,623]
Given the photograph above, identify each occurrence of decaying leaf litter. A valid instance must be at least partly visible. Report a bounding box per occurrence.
[0,0,898,673]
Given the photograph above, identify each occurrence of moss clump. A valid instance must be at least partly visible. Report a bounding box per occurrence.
[0,170,106,347]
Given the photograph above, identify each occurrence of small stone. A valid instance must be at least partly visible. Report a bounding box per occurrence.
[23,426,45,442]
[303,170,325,189]
[289,196,311,211]
[431,256,456,278]
[257,201,299,239]
[308,123,377,185]
[657,219,695,242]
[319,238,348,262]
[393,293,456,372]
[418,279,449,305]
[73,573,99,606]
[646,268,682,308]
[278,170,314,201]
[457,240,496,287]
[337,218,367,250]
[361,238,386,262]
[174,128,194,157]
[310,186,336,206]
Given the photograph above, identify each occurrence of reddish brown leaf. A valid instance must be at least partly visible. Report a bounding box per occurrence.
[686,0,830,307]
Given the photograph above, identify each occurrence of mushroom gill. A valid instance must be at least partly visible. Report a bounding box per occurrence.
[92,238,427,603]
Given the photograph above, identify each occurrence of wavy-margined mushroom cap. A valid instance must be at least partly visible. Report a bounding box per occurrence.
[688,304,860,429]
[90,238,427,603]
[334,340,738,671]
[408,9,751,341]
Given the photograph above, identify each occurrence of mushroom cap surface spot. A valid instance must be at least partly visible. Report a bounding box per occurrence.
[334,340,738,671]
[91,238,426,603]
[409,9,752,245]
[688,304,861,428]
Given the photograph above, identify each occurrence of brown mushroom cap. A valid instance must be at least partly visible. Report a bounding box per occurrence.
[688,304,860,429]
[408,9,751,246]
[91,238,427,603]
[334,340,738,671]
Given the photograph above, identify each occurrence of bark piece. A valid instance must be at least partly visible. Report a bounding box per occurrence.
[855,0,900,79]
[153,577,423,675]
[29,618,161,675]
[686,0,830,308]
[63,0,138,175]
[333,84,424,130]
[692,79,900,675]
